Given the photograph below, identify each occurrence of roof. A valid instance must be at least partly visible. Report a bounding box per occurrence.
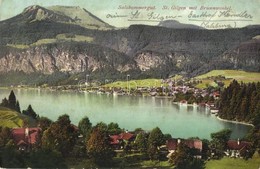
[12,127,41,145]
[166,138,203,151]
[110,135,120,145]
[166,139,178,150]
[109,132,135,145]
[119,132,134,140]
[227,140,251,150]
[17,140,28,146]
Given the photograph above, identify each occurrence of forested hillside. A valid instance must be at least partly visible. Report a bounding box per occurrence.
[218,80,260,123]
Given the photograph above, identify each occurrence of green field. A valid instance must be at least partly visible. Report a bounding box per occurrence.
[0,106,36,128]
[196,70,260,82]
[206,152,260,169]
[104,79,164,89]
[104,75,182,89]
[195,70,260,88]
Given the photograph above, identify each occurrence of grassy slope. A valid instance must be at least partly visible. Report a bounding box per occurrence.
[206,152,260,169]
[47,6,111,30]
[0,106,36,128]
[7,34,93,49]
[195,70,260,88]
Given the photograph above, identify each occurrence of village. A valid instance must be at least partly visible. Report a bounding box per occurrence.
[11,124,252,163]
[44,76,222,115]
[1,78,259,168]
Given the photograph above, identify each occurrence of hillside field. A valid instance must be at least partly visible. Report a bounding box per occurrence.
[0,106,36,128]
[195,70,260,88]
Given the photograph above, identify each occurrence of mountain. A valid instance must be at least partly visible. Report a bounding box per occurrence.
[47,6,114,29]
[0,5,259,85]
[220,38,260,71]
[0,42,135,74]
[0,5,113,30]
[158,20,205,29]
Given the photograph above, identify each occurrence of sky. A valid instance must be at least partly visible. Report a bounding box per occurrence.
[0,0,259,28]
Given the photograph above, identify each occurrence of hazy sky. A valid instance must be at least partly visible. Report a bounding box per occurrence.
[0,0,259,28]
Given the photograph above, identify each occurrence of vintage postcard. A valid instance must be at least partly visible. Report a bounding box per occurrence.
[0,0,259,168]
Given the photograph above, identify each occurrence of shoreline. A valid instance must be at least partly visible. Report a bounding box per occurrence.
[216,116,254,127]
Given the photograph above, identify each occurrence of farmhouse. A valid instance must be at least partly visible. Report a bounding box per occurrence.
[12,127,41,151]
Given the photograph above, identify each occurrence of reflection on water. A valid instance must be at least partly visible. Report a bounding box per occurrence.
[0,89,252,139]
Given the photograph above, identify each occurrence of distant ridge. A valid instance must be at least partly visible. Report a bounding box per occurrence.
[158,20,205,29]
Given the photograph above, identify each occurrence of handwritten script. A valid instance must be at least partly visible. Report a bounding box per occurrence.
[106,5,254,29]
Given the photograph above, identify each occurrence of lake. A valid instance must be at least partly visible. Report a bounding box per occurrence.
[0,89,252,139]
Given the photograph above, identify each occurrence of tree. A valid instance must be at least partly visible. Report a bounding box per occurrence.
[107,122,122,135]
[0,98,8,107]
[0,127,12,147]
[15,101,21,113]
[8,90,16,110]
[42,114,78,157]
[94,122,108,131]
[0,146,25,168]
[210,129,232,159]
[86,127,115,166]
[164,133,172,141]
[28,149,67,168]
[248,108,260,155]
[37,117,52,131]
[22,105,38,119]
[78,116,92,140]
[134,132,148,153]
[147,127,165,160]
[169,142,205,169]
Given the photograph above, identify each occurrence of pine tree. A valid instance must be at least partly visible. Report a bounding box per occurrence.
[0,98,8,107]
[22,105,38,119]
[8,90,16,110]
[15,101,21,113]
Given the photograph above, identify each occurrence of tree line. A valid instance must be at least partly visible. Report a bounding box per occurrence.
[0,90,38,119]
[218,80,260,123]
[218,80,260,154]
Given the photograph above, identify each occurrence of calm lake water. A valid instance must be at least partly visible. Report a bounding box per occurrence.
[0,89,252,139]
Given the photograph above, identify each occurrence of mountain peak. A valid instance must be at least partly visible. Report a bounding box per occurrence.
[21,5,74,23]
[23,5,44,12]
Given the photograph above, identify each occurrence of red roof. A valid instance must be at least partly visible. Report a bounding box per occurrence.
[166,139,178,150]
[110,135,120,145]
[12,128,41,145]
[119,132,134,140]
[227,140,251,150]
[166,138,202,151]
[109,132,135,145]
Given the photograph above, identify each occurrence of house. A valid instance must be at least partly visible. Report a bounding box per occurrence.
[166,138,203,158]
[225,139,252,158]
[110,131,135,150]
[12,127,41,151]
[212,91,220,99]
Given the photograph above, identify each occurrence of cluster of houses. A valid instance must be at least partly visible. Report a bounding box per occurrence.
[10,127,251,159]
